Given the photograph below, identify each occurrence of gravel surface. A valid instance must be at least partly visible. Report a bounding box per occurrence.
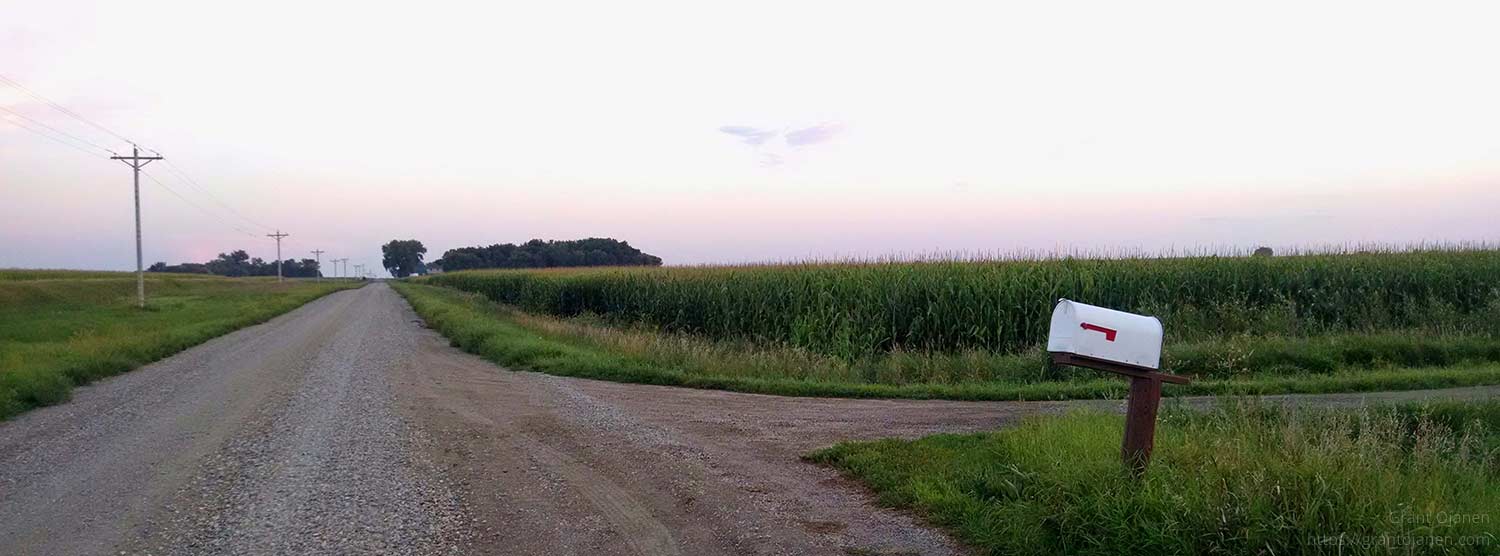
[0,284,468,555]
[2,282,1493,555]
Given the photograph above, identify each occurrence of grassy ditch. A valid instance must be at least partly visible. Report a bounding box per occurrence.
[0,271,360,419]
[808,401,1499,555]
[392,282,1500,401]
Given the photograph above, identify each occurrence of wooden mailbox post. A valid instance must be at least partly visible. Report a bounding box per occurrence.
[1046,299,1190,475]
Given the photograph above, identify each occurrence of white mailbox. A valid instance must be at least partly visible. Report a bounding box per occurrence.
[1047,299,1163,370]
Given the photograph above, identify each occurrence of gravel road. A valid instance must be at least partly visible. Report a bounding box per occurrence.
[2,282,1493,555]
[0,284,467,555]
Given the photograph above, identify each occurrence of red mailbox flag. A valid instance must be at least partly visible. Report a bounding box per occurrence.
[1079,322,1118,341]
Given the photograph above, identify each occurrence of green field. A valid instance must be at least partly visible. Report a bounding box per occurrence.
[403,248,1500,399]
[0,270,359,419]
[808,401,1499,555]
[423,248,1500,358]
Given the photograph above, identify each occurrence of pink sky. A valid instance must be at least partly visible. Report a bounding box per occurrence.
[3,0,1498,274]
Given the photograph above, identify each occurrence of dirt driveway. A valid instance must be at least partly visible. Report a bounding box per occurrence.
[387,286,1496,556]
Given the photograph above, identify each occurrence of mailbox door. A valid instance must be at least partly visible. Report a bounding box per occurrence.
[1047,300,1163,369]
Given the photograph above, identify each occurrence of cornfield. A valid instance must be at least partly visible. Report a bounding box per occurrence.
[422,248,1500,359]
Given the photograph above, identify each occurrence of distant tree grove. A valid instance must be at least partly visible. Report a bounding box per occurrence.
[148,250,322,278]
[433,238,662,272]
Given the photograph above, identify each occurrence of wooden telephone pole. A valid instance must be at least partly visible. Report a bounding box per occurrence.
[111,146,163,308]
[266,230,290,282]
[311,250,325,282]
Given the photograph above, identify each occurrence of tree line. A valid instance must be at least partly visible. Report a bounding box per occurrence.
[148,250,321,278]
[147,237,662,279]
[432,238,662,272]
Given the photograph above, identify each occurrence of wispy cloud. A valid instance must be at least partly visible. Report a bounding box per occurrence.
[718,126,779,146]
[718,121,846,166]
[783,122,844,146]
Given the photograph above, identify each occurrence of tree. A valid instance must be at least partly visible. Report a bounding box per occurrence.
[433,238,662,271]
[382,239,428,278]
[440,251,482,271]
[1253,246,1274,257]
[147,261,210,274]
[148,249,307,277]
[205,250,253,276]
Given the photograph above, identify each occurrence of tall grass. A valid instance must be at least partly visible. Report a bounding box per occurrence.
[423,248,1500,359]
[809,401,1500,555]
[0,274,358,419]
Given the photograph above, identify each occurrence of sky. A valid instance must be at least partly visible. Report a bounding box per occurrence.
[2,0,1498,274]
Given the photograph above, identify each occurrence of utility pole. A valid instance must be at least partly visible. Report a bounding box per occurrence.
[337,258,349,279]
[266,230,290,282]
[111,145,163,309]
[311,249,325,282]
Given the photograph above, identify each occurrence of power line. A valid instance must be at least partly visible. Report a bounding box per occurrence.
[140,170,263,238]
[2,116,276,242]
[142,166,275,236]
[1,75,270,236]
[0,114,112,159]
[153,157,275,232]
[2,74,295,283]
[0,73,137,148]
[3,117,272,241]
[0,105,118,155]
